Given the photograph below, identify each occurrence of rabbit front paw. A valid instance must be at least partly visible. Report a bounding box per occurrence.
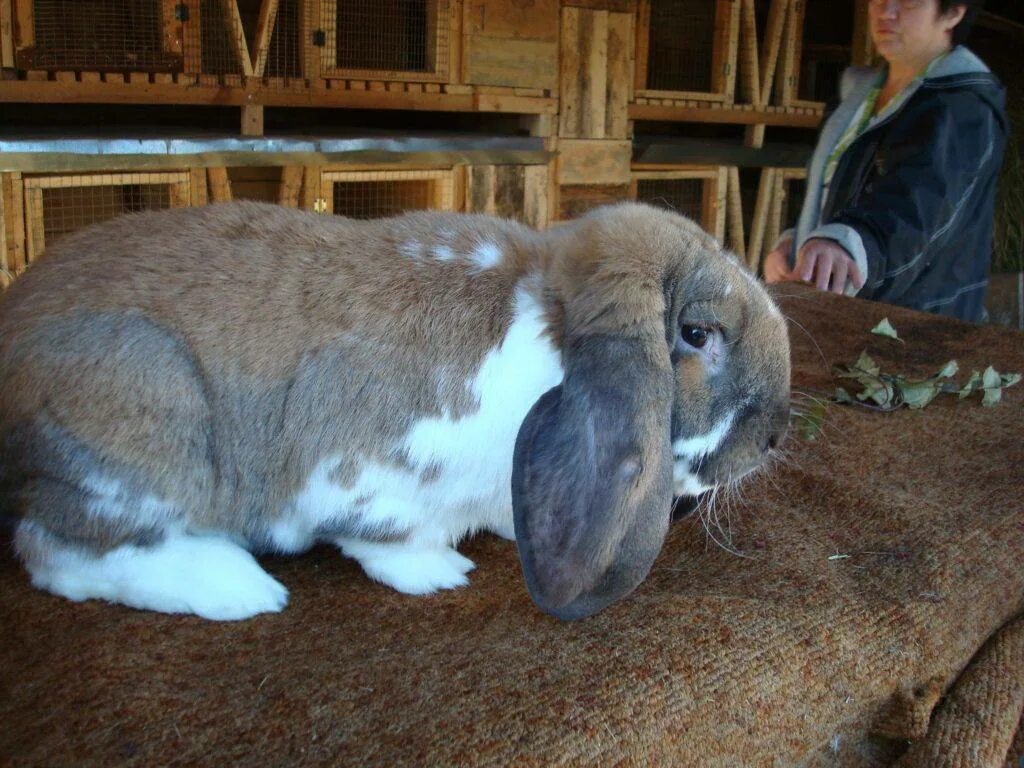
[337,539,476,595]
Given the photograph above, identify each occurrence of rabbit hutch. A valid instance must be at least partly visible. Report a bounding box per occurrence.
[3,2,1024,766]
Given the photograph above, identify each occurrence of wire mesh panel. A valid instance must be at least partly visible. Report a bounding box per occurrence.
[264,0,302,78]
[21,0,180,71]
[319,0,449,80]
[645,0,718,93]
[636,177,706,225]
[322,170,454,219]
[22,173,190,262]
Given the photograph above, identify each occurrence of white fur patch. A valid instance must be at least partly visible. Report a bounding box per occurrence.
[18,521,287,620]
[432,245,456,262]
[336,539,475,594]
[671,410,735,496]
[469,241,502,272]
[273,285,564,589]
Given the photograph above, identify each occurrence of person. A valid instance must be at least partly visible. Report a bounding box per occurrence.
[763,0,1007,322]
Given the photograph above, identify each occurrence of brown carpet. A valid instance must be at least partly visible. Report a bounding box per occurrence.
[1,284,1023,767]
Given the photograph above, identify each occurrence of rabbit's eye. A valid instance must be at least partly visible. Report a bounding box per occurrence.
[680,325,710,349]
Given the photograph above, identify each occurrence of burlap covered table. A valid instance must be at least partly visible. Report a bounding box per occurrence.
[1,285,1022,767]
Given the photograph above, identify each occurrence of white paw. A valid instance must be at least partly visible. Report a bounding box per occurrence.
[339,540,476,595]
[30,533,289,621]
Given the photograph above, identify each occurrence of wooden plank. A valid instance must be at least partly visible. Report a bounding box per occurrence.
[717,0,741,103]
[558,182,630,220]
[604,11,632,140]
[563,0,636,10]
[300,167,321,211]
[746,167,775,272]
[449,0,464,84]
[559,7,582,137]
[278,166,304,207]
[251,0,280,77]
[222,0,254,77]
[633,0,650,92]
[628,102,821,127]
[169,179,191,208]
[523,164,550,230]
[464,37,558,89]
[759,0,788,106]
[557,139,631,185]
[634,88,726,103]
[12,0,32,54]
[467,165,497,214]
[23,172,190,189]
[0,172,26,274]
[726,166,744,256]
[765,167,785,260]
[779,0,803,107]
[706,166,727,242]
[738,0,759,105]
[207,167,232,202]
[241,104,264,136]
[23,186,44,263]
[1,0,15,68]
[465,0,559,41]
[189,168,208,206]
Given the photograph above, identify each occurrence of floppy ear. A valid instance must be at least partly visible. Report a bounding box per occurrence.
[512,334,674,620]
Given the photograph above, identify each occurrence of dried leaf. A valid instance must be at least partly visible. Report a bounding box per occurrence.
[982,366,1002,389]
[959,370,983,399]
[870,318,900,340]
[935,360,959,379]
[898,381,941,409]
[854,350,880,376]
[1003,373,1023,387]
[834,387,857,404]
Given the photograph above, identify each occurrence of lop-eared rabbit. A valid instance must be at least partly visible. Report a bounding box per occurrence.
[0,201,789,621]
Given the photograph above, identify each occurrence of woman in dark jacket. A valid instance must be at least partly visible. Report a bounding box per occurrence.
[764,0,1007,323]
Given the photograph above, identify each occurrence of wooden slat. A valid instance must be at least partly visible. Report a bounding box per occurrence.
[523,164,550,230]
[628,102,821,127]
[738,0,759,105]
[722,0,741,103]
[713,165,728,242]
[449,0,464,84]
[604,11,633,139]
[633,0,650,92]
[779,0,804,107]
[251,0,280,77]
[634,88,726,103]
[12,0,32,53]
[727,166,745,256]
[468,165,498,214]
[24,186,44,263]
[189,168,208,206]
[278,166,303,207]
[181,0,202,73]
[222,0,254,77]
[207,167,232,202]
[710,0,739,99]
[23,172,190,189]
[559,7,583,137]
[1,0,15,68]
[746,167,776,272]
[632,169,717,181]
[300,167,321,211]
[851,0,873,67]
[765,167,786,258]
[759,0,789,106]
[0,172,26,274]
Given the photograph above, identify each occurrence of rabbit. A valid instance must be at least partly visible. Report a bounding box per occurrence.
[0,200,790,621]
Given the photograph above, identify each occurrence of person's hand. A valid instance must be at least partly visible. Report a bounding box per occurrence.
[762,235,794,284]
[793,237,866,294]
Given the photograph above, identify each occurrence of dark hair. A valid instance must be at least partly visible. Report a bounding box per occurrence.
[939,0,984,46]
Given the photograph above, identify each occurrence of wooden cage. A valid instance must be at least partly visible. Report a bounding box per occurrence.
[631,166,728,243]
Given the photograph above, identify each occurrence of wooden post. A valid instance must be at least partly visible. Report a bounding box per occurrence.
[449,0,464,84]
[605,11,633,140]
[738,0,759,105]
[189,168,209,206]
[718,0,740,104]
[714,165,728,243]
[241,104,264,136]
[759,0,788,106]
[23,185,44,263]
[301,167,322,211]
[208,167,233,202]
[278,166,304,207]
[468,165,497,214]
[852,0,874,67]
[0,172,26,275]
[298,0,320,79]
[169,178,191,208]
[12,0,32,60]
[560,7,609,140]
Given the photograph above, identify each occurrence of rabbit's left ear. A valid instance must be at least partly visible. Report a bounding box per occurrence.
[512,334,673,620]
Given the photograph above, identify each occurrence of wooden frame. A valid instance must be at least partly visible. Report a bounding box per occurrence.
[318,0,450,82]
[318,168,456,216]
[21,171,190,262]
[746,165,806,273]
[630,166,727,242]
[634,0,740,103]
